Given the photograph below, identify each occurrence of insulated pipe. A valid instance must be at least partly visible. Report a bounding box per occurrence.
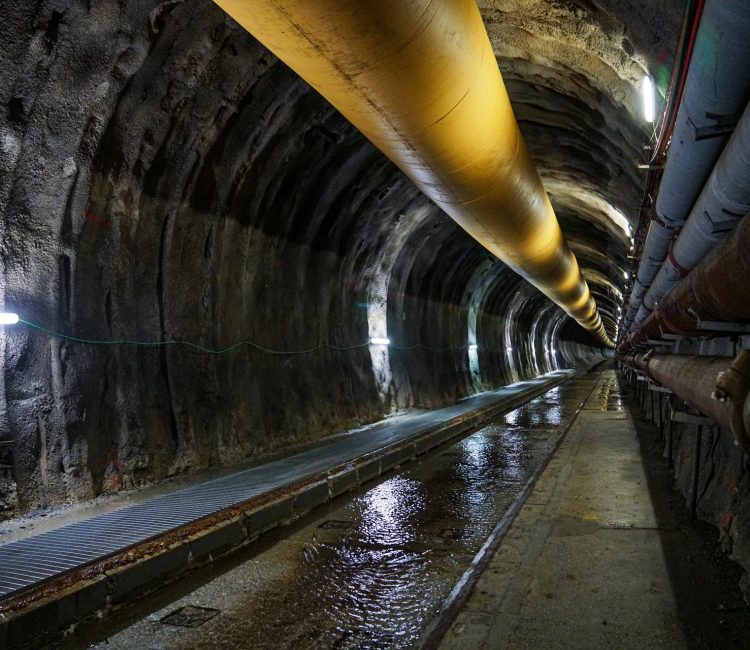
[626,0,750,329]
[626,210,750,348]
[628,220,670,314]
[638,99,750,322]
[214,0,612,346]
[623,284,645,331]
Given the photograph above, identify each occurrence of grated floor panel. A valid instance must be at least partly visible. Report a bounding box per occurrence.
[0,371,571,601]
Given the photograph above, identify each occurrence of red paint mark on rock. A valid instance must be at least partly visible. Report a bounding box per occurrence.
[104,458,124,491]
[83,210,112,227]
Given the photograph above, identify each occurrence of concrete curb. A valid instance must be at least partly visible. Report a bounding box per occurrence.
[0,373,568,649]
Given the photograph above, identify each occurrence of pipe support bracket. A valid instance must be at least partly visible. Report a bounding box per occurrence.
[714,349,750,452]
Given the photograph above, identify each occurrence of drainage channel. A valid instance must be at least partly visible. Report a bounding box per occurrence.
[77,374,598,650]
[0,371,572,648]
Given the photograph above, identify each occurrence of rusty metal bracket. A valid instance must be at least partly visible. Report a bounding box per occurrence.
[690,111,741,141]
[670,410,714,426]
[695,319,750,334]
[714,349,750,453]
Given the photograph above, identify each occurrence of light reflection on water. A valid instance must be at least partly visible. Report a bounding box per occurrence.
[504,409,520,425]
[449,428,529,525]
[357,478,423,547]
[305,477,436,648]
[237,386,583,649]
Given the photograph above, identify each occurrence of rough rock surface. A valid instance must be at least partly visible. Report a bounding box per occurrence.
[0,0,679,517]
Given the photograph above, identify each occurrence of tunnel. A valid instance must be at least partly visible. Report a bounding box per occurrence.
[1,0,750,647]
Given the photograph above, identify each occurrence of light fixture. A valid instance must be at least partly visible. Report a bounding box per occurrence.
[642,75,655,123]
[623,271,630,280]
[369,337,390,345]
[0,313,19,325]
[468,344,478,351]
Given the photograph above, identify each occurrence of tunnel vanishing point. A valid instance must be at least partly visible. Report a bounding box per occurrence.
[2,0,750,648]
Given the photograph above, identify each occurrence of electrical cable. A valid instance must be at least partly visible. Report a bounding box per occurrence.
[621,0,704,346]
[19,319,370,356]
[651,0,694,163]
[390,343,456,352]
[18,319,475,355]
[656,0,705,163]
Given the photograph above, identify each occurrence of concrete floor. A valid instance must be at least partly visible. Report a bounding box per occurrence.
[441,368,749,649]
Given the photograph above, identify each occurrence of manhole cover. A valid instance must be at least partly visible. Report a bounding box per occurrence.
[319,519,354,530]
[161,605,220,628]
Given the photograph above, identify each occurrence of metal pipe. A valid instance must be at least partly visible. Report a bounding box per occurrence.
[635,353,730,427]
[626,210,750,347]
[622,0,705,337]
[653,0,705,163]
[214,0,611,345]
[639,100,750,320]
[626,0,750,330]
[656,0,750,224]
[626,351,750,454]
[714,350,750,451]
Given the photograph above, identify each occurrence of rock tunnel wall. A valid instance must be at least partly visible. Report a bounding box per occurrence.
[1,1,609,518]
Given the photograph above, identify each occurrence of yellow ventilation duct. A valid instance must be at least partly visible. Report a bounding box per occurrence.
[213,0,613,346]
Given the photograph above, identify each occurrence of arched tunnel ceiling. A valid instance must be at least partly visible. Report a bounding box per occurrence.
[0,0,685,509]
[0,0,683,344]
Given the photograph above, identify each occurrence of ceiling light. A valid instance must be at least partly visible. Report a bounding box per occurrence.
[642,75,655,123]
[0,313,19,325]
[369,337,390,345]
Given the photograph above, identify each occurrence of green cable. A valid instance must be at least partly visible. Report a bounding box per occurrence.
[18,319,473,356]
[19,319,370,356]
[390,343,456,352]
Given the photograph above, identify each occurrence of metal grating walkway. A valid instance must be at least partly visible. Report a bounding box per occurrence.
[0,371,570,600]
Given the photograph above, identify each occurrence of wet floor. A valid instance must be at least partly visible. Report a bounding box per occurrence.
[81,378,595,650]
[442,369,750,649]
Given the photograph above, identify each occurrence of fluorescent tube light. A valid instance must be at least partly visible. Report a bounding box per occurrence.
[642,75,655,123]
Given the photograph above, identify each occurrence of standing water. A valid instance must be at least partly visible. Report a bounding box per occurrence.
[90,380,593,650]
